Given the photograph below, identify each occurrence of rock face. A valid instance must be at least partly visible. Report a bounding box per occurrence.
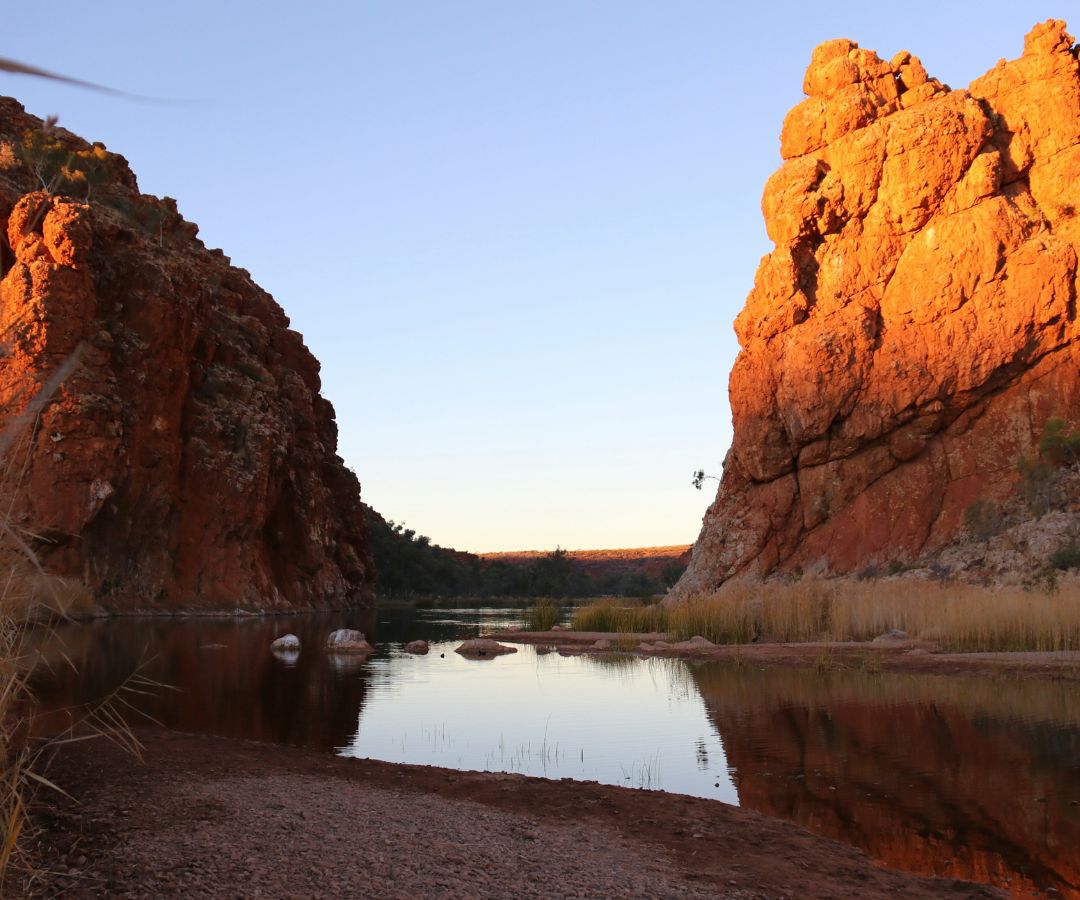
[672,21,1080,600]
[0,98,374,612]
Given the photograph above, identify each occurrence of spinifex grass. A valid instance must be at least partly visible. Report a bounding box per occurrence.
[570,599,667,634]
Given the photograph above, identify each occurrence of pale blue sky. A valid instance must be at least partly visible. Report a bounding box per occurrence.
[3,3,1070,551]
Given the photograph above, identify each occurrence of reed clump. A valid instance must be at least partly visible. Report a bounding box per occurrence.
[523,598,562,631]
[572,578,1080,653]
[672,579,1080,652]
[570,599,667,634]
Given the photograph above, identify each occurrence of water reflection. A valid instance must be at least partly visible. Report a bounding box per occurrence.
[27,611,374,750]
[23,609,1080,895]
[692,665,1080,896]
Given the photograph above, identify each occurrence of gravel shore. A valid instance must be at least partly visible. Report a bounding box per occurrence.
[26,730,1002,898]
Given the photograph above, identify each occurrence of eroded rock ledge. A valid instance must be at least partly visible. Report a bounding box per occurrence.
[0,99,373,612]
[672,20,1080,601]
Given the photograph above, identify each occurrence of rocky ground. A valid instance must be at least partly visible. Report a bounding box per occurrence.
[21,730,1002,899]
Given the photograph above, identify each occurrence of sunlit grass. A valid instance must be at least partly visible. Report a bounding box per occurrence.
[571,579,1080,653]
[680,579,1080,652]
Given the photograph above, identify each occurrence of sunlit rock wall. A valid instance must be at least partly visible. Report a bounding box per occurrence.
[673,21,1080,599]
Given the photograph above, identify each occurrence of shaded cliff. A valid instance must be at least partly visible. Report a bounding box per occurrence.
[674,21,1080,599]
[0,98,374,612]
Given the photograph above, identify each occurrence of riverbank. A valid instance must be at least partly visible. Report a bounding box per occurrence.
[490,629,1080,682]
[25,729,1000,898]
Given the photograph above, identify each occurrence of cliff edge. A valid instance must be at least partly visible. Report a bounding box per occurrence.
[0,99,374,612]
[672,21,1080,601]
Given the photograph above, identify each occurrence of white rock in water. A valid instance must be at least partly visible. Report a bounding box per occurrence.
[270,633,301,652]
[327,629,374,653]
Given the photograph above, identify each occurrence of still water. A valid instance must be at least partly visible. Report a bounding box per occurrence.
[26,606,1080,896]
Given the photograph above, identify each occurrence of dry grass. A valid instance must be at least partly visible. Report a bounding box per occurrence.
[570,599,667,634]
[572,578,1080,653]
[673,579,1080,652]
[0,343,144,892]
[523,598,562,631]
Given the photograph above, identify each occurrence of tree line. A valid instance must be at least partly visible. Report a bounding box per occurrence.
[364,508,685,600]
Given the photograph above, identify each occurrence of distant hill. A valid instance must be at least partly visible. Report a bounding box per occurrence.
[364,506,689,601]
[481,546,691,582]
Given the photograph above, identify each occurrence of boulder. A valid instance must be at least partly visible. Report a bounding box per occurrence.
[327,629,374,654]
[404,639,429,654]
[270,634,301,652]
[454,639,517,658]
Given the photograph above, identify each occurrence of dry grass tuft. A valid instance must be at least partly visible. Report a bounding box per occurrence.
[0,344,147,892]
[572,577,1080,654]
[570,600,667,634]
[523,598,562,631]
[673,578,1080,652]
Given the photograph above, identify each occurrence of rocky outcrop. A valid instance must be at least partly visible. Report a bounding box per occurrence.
[0,98,374,612]
[672,21,1080,600]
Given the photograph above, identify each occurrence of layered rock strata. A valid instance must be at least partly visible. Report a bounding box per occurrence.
[0,98,373,612]
[671,21,1080,600]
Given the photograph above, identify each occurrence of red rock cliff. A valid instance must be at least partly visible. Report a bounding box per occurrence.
[672,21,1080,600]
[0,98,374,612]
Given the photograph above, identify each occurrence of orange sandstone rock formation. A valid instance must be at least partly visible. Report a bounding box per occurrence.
[672,21,1080,600]
[0,99,373,612]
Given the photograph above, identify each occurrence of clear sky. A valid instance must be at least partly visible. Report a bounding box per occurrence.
[2,3,1071,552]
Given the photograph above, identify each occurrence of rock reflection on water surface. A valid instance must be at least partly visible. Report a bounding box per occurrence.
[24,609,1080,896]
[692,665,1080,896]
[26,611,376,751]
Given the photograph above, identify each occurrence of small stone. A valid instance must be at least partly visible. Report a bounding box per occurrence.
[404,639,429,654]
[270,633,301,652]
[872,629,909,643]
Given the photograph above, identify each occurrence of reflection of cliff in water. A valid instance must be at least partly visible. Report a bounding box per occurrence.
[692,665,1080,896]
[27,611,375,752]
